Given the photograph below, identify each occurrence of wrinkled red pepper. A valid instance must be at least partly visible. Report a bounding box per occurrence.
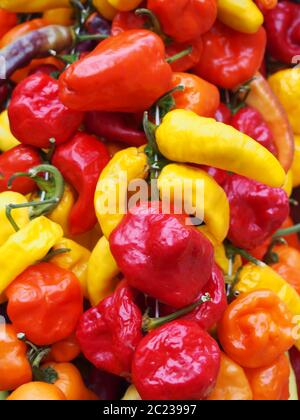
[132,320,221,400]
[264,1,300,64]
[0,145,42,195]
[109,202,214,309]
[223,174,289,250]
[52,132,110,235]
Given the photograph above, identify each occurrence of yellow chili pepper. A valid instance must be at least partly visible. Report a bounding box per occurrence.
[268,68,300,135]
[0,216,63,295]
[122,385,142,400]
[234,263,300,350]
[0,110,20,152]
[107,0,143,11]
[49,238,91,298]
[156,110,286,188]
[43,8,74,25]
[217,0,264,34]
[94,147,148,239]
[87,236,119,306]
[48,183,75,236]
[0,0,81,12]
[93,0,117,20]
[158,163,229,242]
[282,169,293,198]
[292,135,300,188]
[0,192,29,247]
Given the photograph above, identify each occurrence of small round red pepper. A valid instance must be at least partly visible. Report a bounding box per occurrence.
[0,145,42,195]
[8,73,84,149]
[132,320,221,400]
[52,132,110,236]
[109,202,214,309]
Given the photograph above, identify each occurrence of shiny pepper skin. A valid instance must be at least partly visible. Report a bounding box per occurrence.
[109,202,214,309]
[76,280,143,378]
[264,1,300,64]
[52,132,110,235]
[147,0,218,43]
[0,145,42,194]
[132,320,221,400]
[223,174,289,250]
[193,21,266,89]
[8,73,84,149]
[59,30,173,113]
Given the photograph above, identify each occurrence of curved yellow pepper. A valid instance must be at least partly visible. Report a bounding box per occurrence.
[268,68,300,135]
[282,169,293,197]
[234,263,300,350]
[49,238,91,298]
[93,0,117,20]
[107,0,143,11]
[158,163,230,242]
[87,236,119,306]
[156,110,286,188]
[217,0,264,34]
[0,111,20,152]
[292,135,300,188]
[94,147,148,239]
[48,183,75,236]
[0,192,30,247]
[43,8,75,25]
[0,0,82,12]
[122,385,142,401]
[0,216,63,295]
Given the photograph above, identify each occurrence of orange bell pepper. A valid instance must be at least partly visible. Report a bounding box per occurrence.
[0,9,17,39]
[7,382,66,400]
[48,334,81,363]
[272,245,300,295]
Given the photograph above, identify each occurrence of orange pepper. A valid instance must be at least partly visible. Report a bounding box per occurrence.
[272,245,300,295]
[0,324,32,391]
[7,382,66,400]
[208,352,253,400]
[218,289,295,368]
[172,72,220,118]
[48,334,81,363]
[0,9,17,39]
[245,354,290,400]
[43,8,74,26]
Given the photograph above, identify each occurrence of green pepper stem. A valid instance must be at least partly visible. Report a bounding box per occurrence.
[40,248,71,263]
[135,8,171,43]
[273,223,300,238]
[142,293,211,332]
[225,243,265,267]
[166,46,193,64]
[76,33,109,42]
[263,237,287,265]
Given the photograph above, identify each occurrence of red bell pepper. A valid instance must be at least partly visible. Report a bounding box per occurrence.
[109,202,214,309]
[52,132,110,236]
[8,73,84,149]
[264,1,300,64]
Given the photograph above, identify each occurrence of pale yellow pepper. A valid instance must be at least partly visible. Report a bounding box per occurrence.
[217,0,264,34]
[43,8,75,25]
[93,0,117,20]
[158,163,229,242]
[94,147,148,239]
[107,0,143,11]
[87,236,120,306]
[49,238,91,298]
[0,110,20,152]
[234,263,300,351]
[291,135,300,188]
[282,170,293,197]
[122,385,142,400]
[0,216,63,295]
[268,68,300,135]
[0,192,30,247]
[0,0,83,12]
[48,183,75,236]
[156,110,286,188]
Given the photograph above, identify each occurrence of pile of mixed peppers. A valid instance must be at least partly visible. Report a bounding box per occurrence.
[0,0,300,401]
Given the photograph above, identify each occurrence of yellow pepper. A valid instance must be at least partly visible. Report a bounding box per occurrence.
[49,238,91,298]
[0,216,63,295]
[94,147,148,239]
[156,110,286,188]
[234,263,300,350]
[122,385,142,400]
[268,68,300,135]
[158,163,230,242]
[217,0,264,34]
[282,169,293,197]
[87,236,119,306]
[48,183,75,237]
[93,0,117,20]
[0,110,20,152]
[107,0,143,11]
[0,192,30,247]
[292,135,300,188]
[0,0,82,12]
[43,8,75,25]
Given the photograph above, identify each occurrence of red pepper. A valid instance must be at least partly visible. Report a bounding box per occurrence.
[214,102,232,124]
[76,280,143,379]
[289,347,300,396]
[132,320,221,400]
[8,73,84,149]
[223,174,289,250]
[59,30,173,113]
[264,1,300,64]
[52,132,110,236]
[84,111,146,147]
[193,21,266,89]
[147,0,217,43]
[109,202,214,309]
[0,145,42,195]
[111,11,147,36]
[231,106,277,155]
